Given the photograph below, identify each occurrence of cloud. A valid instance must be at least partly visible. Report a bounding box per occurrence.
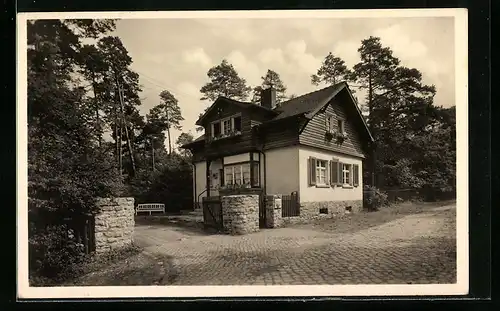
[284,40,322,74]
[257,48,286,66]
[226,50,263,87]
[332,40,360,67]
[373,24,448,86]
[140,52,167,64]
[181,47,213,69]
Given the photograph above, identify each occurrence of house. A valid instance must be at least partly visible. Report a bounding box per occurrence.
[181,81,374,223]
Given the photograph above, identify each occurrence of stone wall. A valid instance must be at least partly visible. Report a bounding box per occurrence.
[282,200,363,225]
[94,197,135,253]
[265,194,283,228]
[221,194,259,235]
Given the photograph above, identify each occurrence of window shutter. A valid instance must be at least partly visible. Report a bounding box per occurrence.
[308,157,317,186]
[330,159,338,186]
[349,165,354,186]
[353,164,359,187]
[337,162,343,186]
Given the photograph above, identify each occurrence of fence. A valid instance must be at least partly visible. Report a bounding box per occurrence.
[64,214,96,254]
[202,196,223,230]
[282,192,300,217]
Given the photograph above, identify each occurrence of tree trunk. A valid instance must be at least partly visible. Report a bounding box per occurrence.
[91,72,101,148]
[117,83,136,177]
[119,114,123,177]
[167,127,172,155]
[151,136,155,171]
[114,105,119,170]
[368,56,376,187]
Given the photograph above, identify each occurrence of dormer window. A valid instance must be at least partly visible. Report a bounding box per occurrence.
[210,114,242,141]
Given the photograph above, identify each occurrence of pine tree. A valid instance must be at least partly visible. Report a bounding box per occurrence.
[200,59,251,101]
[148,90,184,154]
[251,69,288,104]
[311,52,353,86]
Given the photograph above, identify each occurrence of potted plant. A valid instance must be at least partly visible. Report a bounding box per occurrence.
[325,131,334,141]
[335,131,347,143]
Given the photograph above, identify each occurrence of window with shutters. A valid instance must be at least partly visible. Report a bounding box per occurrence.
[316,160,328,185]
[342,163,351,185]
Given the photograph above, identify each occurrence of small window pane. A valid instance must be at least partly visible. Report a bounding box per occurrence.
[242,163,251,184]
[252,162,260,186]
[234,116,242,131]
[234,166,242,184]
[213,123,221,136]
[223,119,232,135]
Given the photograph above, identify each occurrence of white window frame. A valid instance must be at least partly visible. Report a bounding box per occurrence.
[222,118,232,135]
[315,160,328,185]
[224,162,252,186]
[325,114,335,133]
[342,163,351,185]
[337,118,346,135]
[210,113,242,138]
[211,122,221,138]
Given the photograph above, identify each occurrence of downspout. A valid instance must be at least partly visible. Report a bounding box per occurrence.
[256,125,267,196]
[191,161,196,210]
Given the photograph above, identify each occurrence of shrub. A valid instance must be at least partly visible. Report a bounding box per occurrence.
[363,185,389,211]
[29,225,88,286]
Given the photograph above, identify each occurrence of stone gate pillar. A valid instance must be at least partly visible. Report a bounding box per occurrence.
[221,194,259,235]
[265,194,283,228]
[94,197,135,253]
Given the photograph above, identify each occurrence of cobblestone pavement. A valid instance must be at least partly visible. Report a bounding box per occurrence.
[134,205,456,285]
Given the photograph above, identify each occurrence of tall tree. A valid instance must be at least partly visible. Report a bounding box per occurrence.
[251,69,288,104]
[200,59,251,101]
[349,36,400,186]
[27,19,121,281]
[197,59,251,132]
[176,132,194,157]
[350,36,401,128]
[95,36,143,176]
[77,44,109,147]
[311,52,353,86]
[149,90,184,154]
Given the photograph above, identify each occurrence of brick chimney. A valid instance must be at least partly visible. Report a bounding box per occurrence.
[260,86,277,109]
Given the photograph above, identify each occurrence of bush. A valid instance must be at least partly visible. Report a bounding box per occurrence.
[363,185,389,211]
[29,225,88,286]
[129,153,193,212]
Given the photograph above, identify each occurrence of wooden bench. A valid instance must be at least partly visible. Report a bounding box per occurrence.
[135,203,165,215]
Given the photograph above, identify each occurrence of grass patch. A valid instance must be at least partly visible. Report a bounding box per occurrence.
[31,243,143,287]
[68,252,172,286]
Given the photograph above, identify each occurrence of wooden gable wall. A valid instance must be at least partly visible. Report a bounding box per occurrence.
[299,93,366,157]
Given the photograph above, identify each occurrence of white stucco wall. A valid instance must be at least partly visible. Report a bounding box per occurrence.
[193,161,207,206]
[298,146,363,203]
[264,146,299,195]
[224,152,251,164]
[209,160,222,196]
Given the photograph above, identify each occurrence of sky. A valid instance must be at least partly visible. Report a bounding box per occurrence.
[110,16,456,147]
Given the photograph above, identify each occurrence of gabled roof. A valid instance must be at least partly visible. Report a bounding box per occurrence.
[195,96,277,126]
[182,81,374,150]
[264,81,374,142]
[271,83,345,121]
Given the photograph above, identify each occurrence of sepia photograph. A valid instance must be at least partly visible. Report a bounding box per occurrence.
[17,9,468,298]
